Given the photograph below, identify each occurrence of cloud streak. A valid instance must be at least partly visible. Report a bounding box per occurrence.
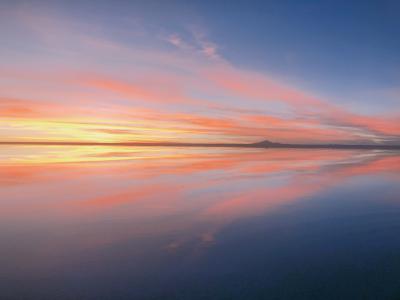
[0,6,398,144]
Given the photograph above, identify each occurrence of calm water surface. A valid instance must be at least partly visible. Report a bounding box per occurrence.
[1,146,400,300]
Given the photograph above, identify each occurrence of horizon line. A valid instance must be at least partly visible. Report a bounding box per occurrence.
[0,141,399,150]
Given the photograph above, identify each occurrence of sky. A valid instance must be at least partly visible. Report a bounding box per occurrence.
[0,0,399,144]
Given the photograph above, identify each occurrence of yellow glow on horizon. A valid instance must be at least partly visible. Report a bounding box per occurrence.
[1,117,237,144]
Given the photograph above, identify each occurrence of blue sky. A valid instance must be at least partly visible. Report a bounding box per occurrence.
[0,0,399,144]
[38,0,400,110]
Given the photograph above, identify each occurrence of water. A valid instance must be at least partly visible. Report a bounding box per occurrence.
[1,146,399,299]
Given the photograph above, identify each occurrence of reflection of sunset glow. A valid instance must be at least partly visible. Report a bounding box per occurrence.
[1,146,399,297]
[1,147,399,239]
[0,145,193,164]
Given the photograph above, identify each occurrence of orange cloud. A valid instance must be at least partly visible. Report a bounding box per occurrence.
[204,66,322,107]
[1,7,398,144]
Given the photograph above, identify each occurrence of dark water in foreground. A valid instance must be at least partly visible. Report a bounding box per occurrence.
[1,146,400,300]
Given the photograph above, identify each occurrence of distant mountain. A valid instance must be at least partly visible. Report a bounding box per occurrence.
[251,139,400,150]
[250,139,276,146]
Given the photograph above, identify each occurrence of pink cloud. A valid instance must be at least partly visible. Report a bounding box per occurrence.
[0,7,398,144]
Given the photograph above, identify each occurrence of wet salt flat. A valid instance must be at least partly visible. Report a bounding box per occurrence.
[1,146,400,300]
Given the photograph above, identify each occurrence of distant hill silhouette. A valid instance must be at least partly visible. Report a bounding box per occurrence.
[251,139,400,150]
[251,140,276,146]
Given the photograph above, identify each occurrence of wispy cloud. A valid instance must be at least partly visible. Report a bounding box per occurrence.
[0,6,398,144]
[165,28,221,60]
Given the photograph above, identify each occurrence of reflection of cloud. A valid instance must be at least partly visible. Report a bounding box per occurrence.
[203,178,317,222]
[2,148,397,220]
[201,232,215,243]
[201,151,400,225]
[1,147,399,269]
[76,184,182,208]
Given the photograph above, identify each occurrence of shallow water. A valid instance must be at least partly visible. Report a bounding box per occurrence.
[1,146,400,299]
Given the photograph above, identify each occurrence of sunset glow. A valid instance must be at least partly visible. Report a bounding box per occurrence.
[1,2,399,145]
